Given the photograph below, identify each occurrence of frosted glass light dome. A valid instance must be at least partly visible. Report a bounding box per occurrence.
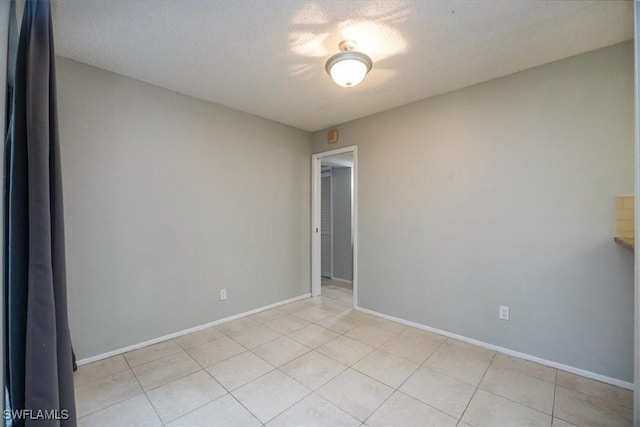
[325,41,373,88]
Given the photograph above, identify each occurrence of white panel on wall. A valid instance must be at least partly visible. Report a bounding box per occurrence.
[321,173,332,277]
[332,167,353,281]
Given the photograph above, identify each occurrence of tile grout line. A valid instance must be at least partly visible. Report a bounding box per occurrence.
[213,335,318,426]
[360,332,451,425]
[124,343,184,370]
[83,291,408,424]
[76,312,412,426]
[77,351,164,422]
[553,384,633,426]
[274,288,397,424]
[385,338,456,422]
[139,346,208,392]
[205,368,265,427]
[475,388,554,419]
[259,387,313,425]
[476,358,560,417]
[316,309,441,424]
[165,301,344,425]
[162,346,272,426]
[246,359,315,425]
[359,369,415,424]
[77,288,630,426]
[78,293,347,422]
[124,349,165,426]
[159,373,233,426]
[478,349,628,425]
[287,303,374,367]
[72,355,131,388]
[456,350,497,425]
[455,354,559,424]
[77,291,403,421]
[312,391,362,424]
[320,296,465,423]
[226,392,264,426]
[402,337,563,423]
[137,342,210,425]
[126,342,241,425]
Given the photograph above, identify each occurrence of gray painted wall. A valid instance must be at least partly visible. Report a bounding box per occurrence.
[56,58,311,360]
[332,167,352,281]
[312,42,635,382]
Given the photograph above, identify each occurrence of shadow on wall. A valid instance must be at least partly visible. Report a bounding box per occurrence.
[287,0,409,85]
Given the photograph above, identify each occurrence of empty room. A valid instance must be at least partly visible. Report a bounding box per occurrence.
[2,1,638,426]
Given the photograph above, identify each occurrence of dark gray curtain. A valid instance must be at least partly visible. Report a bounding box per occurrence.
[5,0,76,425]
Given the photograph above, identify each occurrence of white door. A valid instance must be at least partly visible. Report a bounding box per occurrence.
[321,172,332,277]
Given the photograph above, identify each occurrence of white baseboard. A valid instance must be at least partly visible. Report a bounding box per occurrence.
[76,293,311,366]
[356,306,634,391]
[329,277,353,284]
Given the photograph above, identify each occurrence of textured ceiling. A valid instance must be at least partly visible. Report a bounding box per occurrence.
[52,1,633,132]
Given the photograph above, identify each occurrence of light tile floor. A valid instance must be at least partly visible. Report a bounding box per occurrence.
[75,280,632,426]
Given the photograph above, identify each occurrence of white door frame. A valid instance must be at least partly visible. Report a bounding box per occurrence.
[311,146,358,308]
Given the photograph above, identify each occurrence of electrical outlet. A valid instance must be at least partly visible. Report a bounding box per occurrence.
[499,305,509,321]
[219,288,227,301]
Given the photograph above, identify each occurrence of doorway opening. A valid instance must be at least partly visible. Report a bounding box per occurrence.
[311,146,357,308]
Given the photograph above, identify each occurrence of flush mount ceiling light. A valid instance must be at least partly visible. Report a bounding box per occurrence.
[325,40,373,88]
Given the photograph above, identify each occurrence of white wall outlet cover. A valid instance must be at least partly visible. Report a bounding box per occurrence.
[219,288,227,301]
[499,305,510,320]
